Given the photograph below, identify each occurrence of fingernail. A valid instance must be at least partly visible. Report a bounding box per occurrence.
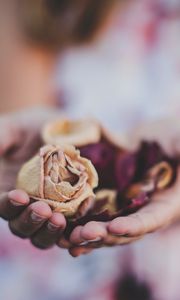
[47,222,61,232]
[79,241,89,246]
[79,237,102,246]
[31,212,46,223]
[87,237,102,243]
[8,191,29,206]
[9,199,25,207]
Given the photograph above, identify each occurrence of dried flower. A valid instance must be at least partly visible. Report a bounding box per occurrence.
[17,145,98,217]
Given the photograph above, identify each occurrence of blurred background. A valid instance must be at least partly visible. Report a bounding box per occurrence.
[0,0,180,299]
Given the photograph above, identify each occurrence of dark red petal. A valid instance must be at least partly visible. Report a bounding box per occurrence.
[115,152,137,193]
[80,142,117,189]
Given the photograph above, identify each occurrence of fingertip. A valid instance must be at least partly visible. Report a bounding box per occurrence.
[57,237,72,249]
[69,248,80,257]
[69,247,92,258]
[81,221,107,241]
[107,217,127,235]
[29,201,52,219]
[70,226,84,244]
[49,212,66,230]
[108,217,130,235]
[8,190,30,205]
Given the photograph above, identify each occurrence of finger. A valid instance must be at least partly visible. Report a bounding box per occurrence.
[69,226,85,245]
[70,221,108,246]
[69,247,93,257]
[31,213,66,249]
[57,237,72,249]
[0,190,30,220]
[9,201,52,238]
[69,236,143,255]
[80,221,107,244]
[104,234,143,246]
[108,200,170,237]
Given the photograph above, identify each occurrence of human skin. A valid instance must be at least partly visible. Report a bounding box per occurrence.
[0,110,67,249]
[0,1,57,113]
[0,3,114,250]
[66,117,180,256]
[0,1,179,254]
[1,114,180,254]
[0,0,120,114]
[0,2,67,249]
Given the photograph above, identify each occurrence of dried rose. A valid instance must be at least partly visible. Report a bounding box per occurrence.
[42,119,101,147]
[42,119,122,189]
[16,144,98,217]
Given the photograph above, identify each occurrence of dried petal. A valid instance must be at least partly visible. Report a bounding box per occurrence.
[42,119,101,147]
[67,141,178,229]
[136,141,167,179]
[115,152,137,193]
[146,161,173,190]
[80,142,116,189]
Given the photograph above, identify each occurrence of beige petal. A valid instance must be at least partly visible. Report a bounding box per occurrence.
[17,155,42,198]
[42,119,101,147]
[45,155,53,176]
[79,157,98,189]
[95,189,118,214]
[44,176,71,201]
[49,169,59,184]
[32,184,95,217]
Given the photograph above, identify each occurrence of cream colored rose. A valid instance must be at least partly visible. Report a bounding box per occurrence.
[17,145,98,217]
[42,119,101,147]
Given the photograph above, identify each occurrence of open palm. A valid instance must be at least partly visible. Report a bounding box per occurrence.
[67,116,180,256]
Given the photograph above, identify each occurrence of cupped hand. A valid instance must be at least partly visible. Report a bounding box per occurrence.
[0,108,66,249]
[67,168,180,256]
[65,116,180,257]
[0,190,66,249]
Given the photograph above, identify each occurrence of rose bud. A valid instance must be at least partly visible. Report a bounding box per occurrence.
[16,144,98,217]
